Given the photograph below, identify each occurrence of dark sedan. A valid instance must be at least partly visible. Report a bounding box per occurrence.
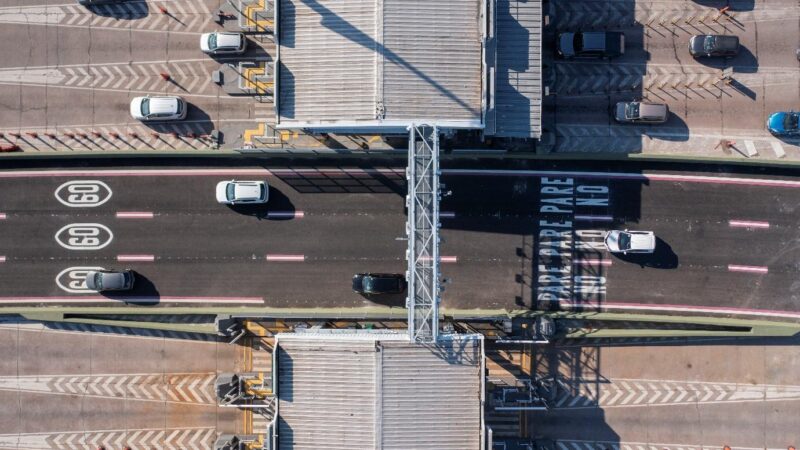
[688,35,740,57]
[557,31,625,59]
[352,273,407,295]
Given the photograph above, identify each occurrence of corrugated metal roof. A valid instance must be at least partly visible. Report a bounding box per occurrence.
[490,0,543,138]
[278,0,483,127]
[276,333,483,450]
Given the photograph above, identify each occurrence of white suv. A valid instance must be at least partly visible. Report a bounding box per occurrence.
[200,32,247,55]
[130,96,187,121]
[604,230,656,254]
[216,180,269,205]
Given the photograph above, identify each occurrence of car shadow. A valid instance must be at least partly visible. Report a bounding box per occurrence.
[690,44,758,74]
[226,185,297,220]
[102,271,161,305]
[358,291,407,308]
[84,0,148,19]
[611,237,678,269]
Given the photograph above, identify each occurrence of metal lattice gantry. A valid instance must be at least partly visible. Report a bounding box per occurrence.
[406,124,441,343]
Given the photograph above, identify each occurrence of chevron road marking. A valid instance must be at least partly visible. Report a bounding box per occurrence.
[553,378,800,409]
[0,321,222,342]
[0,373,216,405]
[0,427,216,450]
[0,1,215,34]
[556,440,792,450]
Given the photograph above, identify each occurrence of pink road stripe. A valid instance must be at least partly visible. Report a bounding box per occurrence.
[0,213,6,220]
[116,211,154,219]
[117,254,155,262]
[559,301,800,320]
[574,214,613,222]
[439,211,456,219]
[728,220,770,229]
[0,256,5,263]
[440,256,458,263]
[0,296,264,305]
[442,169,800,189]
[0,168,404,179]
[266,254,305,262]
[728,264,768,274]
[267,211,304,219]
[574,259,612,266]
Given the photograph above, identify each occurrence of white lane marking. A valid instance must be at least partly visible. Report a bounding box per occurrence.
[54,223,113,251]
[117,254,155,262]
[0,213,5,219]
[440,256,458,263]
[439,211,456,218]
[771,140,786,158]
[0,296,264,304]
[54,180,112,208]
[559,301,800,320]
[574,214,613,222]
[55,266,103,293]
[728,264,769,274]
[574,259,612,266]
[744,140,758,157]
[442,169,800,189]
[0,168,404,178]
[0,256,5,263]
[728,220,770,229]
[265,254,306,262]
[116,211,154,219]
[266,211,304,219]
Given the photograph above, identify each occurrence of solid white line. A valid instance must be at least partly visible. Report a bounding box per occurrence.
[266,211,304,219]
[0,296,263,305]
[574,214,613,222]
[728,264,769,274]
[440,256,458,263]
[439,211,456,219]
[265,254,305,262]
[117,255,155,262]
[574,259,612,266]
[728,220,770,229]
[560,301,800,320]
[116,212,154,219]
[441,169,800,188]
[0,168,273,178]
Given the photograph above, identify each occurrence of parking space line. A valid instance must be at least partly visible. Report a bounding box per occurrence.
[266,211,304,219]
[574,214,613,222]
[266,254,306,262]
[117,254,155,262]
[116,211,154,219]
[728,220,770,229]
[728,264,768,274]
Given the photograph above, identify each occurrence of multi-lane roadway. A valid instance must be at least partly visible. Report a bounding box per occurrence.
[1,158,798,322]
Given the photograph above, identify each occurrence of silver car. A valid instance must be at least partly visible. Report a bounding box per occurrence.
[200,32,247,55]
[85,269,135,292]
[216,180,269,205]
[604,230,656,254]
[129,96,187,121]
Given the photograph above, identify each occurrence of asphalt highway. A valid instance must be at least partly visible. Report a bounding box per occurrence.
[0,161,799,319]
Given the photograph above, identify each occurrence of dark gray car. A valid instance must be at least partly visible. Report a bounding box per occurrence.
[557,31,625,59]
[688,35,740,57]
[352,273,406,295]
[85,269,135,292]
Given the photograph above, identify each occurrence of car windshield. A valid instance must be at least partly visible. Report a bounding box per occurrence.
[573,33,584,52]
[363,277,374,292]
[785,113,799,130]
[703,36,716,53]
[625,103,639,119]
[226,183,236,201]
[260,185,266,199]
[175,101,182,115]
[94,273,103,290]
[618,233,631,250]
[140,98,150,116]
[208,34,218,50]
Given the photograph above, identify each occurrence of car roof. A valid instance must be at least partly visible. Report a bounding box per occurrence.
[216,33,242,48]
[147,97,180,114]
[638,103,668,117]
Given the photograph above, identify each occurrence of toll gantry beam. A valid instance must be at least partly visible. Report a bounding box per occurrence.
[406,124,441,343]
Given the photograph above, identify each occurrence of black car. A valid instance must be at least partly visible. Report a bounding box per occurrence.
[352,273,406,295]
[688,35,740,57]
[557,31,625,59]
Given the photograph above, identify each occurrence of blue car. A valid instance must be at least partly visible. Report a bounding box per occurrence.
[767,111,800,136]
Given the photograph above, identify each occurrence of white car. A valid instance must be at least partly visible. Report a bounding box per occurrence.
[200,32,247,54]
[216,180,269,205]
[604,230,656,254]
[129,96,187,121]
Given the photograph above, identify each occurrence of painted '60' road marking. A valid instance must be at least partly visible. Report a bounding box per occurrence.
[54,180,112,208]
[55,223,113,250]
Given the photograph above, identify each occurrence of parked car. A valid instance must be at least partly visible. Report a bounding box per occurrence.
[604,230,656,254]
[85,269,135,292]
[129,96,187,121]
[767,111,800,136]
[352,273,406,295]
[216,180,269,205]
[688,35,740,57]
[557,31,625,59]
[200,32,247,55]
[614,102,669,124]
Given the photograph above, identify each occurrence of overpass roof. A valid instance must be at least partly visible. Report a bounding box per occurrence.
[275,331,484,450]
[276,0,484,129]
